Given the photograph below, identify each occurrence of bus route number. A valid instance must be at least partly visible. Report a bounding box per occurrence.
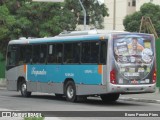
[65,73,74,77]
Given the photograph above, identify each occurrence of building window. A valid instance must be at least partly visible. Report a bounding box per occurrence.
[132,0,136,6]
[128,2,130,6]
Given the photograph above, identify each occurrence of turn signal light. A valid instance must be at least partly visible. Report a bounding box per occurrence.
[152,70,156,83]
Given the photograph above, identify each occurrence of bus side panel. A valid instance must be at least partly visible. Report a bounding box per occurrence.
[6,65,26,91]
[27,64,104,94]
[27,65,102,85]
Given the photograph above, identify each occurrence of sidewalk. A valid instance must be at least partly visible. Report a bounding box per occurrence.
[0,78,6,87]
[120,88,160,104]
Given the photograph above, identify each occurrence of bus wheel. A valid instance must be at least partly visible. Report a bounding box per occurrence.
[20,81,31,97]
[100,93,120,102]
[64,81,77,102]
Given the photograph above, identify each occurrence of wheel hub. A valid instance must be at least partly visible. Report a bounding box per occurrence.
[67,85,74,99]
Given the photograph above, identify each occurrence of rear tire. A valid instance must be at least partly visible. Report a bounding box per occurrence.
[100,93,120,102]
[20,81,31,97]
[64,81,77,102]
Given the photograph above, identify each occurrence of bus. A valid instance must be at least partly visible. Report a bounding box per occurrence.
[6,30,156,102]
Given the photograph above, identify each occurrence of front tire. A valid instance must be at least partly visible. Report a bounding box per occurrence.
[20,81,31,97]
[64,81,77,102]
[100,93,120,102]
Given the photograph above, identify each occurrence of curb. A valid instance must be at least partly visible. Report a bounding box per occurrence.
[0,78,6,87]
[119,97,160,104]
[0,86,6,90]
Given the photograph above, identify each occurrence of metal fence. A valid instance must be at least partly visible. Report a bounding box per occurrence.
[156,38,160,87]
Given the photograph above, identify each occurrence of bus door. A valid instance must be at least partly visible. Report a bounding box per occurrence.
[6,45,18,90]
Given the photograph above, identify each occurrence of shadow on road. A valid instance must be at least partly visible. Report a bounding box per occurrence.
[9,93,143,107]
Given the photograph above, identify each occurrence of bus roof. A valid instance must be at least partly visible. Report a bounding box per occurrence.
[8,30,136,45]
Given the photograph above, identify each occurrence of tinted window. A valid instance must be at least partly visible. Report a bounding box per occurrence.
[19,45,25,65]
[25,45,32,64]
[48,44,63,64]
[64,42,80,64]
[7,51,16,66]
[40,44,47,63]
[81,41,99,63]
[32,45,40,64]
[7,45,18,66]
[100,41,107,64]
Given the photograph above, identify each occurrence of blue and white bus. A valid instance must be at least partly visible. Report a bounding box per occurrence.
[6,30,157,102]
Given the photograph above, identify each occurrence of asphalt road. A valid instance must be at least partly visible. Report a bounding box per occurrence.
[0,89,160,111]
[0,89,160,119]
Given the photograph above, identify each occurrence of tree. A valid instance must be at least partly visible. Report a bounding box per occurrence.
[65,0,109,29]
[0,0,108,57]
[123,3,160,34]
[0,4,16,56]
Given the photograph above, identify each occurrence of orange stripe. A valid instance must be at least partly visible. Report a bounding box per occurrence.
[98,65,102,74]
[24,64,26,73]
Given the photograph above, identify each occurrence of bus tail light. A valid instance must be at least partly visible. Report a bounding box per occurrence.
[110,69,116,84]
[152,70,156,83]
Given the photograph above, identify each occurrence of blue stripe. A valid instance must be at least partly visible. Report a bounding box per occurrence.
[27,65,102,85]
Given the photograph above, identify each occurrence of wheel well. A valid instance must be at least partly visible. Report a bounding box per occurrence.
[17,77,25,91]
[63,78,75,94]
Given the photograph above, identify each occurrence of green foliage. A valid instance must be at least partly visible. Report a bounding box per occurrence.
[123,12,142,32]
[65,0,109,28]
[0,0,108,57]
[24,117,44,120]
[0,52,5,78]
[123,3,160,34]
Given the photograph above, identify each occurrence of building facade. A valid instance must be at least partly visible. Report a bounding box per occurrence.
[104,0,136,31]
[104,0,160,31]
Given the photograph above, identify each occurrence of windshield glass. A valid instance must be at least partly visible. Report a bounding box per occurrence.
[113,34,154,80]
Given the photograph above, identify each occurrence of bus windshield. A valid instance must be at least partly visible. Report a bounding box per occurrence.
[113,34,154,80]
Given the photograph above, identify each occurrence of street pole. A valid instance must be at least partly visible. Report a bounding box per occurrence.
[78,0,86,30]
[113,0,116,30]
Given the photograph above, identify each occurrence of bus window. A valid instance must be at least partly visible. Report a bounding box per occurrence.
[90,42,99,63]
[64,43,73,63]
[25,45,32,64]
[47,44,63,64]
[81,41,99,63]
[32,45,40,64]
[40,44,47,64]
[7,51,16,66]
[56,44,63,63]
[100,41,107,64]
[73,43,80,63]
[7,45,17,66]
[64,42,80,64]
[19,45,25,65]
[48,44,56,63]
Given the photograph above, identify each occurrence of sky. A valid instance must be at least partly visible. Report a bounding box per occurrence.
[97,0,104,5]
